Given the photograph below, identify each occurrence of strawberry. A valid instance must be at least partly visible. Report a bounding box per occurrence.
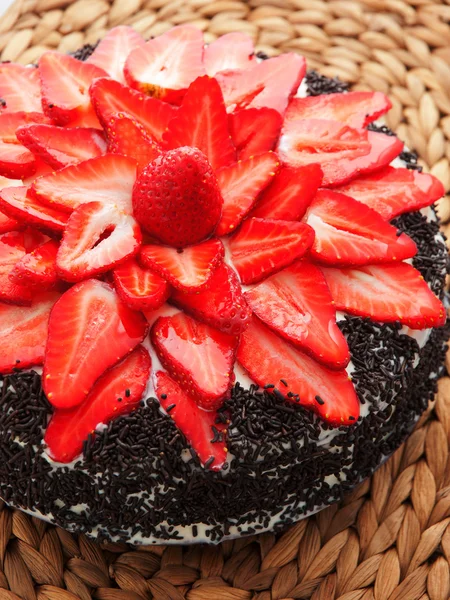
[90,78,177,144]
[124,25,205,103]
[16,124,107,170]
[0,210,20,234]
[215,152,280,236]
[39,52,107,127]
[155,371,227,470]
[228,107,282,161]
[0,144,36,180]
[113,258,169,310]
[22,228,50,253]
[32,154,137,214]
[0,232,32,305]
[0,64,42,114]
[151,312,237,410]
[335,166,445,221]
[0,186,68,233]
[57,201,142,282]
[228,218,315,284]
[250,164,323,221]
[285,92,392,130]
[132,147,222,248]
[0,112,50,143]
[0,178,23,233]
[44,345,151,463]
[163,76,236,171]
[277,119,403,186]
[139,238,224,292]
[305,189,417,266]
[237,316,360,425]
[86,26,145,84]
[204,32,255,76]
[0,291,60,373]
[321,263,446,330]
[11,238,59,288]
[170,263,251,335]
[43,279,148,409]
[245,261,350,369]
[217,53,306,115]
[106,114,160,171]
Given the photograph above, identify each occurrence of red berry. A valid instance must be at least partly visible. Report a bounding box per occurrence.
[132,147,223,248]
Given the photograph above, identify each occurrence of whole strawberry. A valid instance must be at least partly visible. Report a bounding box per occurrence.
[132,147,223,247]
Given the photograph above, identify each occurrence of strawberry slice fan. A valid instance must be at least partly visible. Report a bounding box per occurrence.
[0,24,446,471]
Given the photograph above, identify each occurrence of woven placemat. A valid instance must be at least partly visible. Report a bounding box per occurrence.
[1,1,450,599]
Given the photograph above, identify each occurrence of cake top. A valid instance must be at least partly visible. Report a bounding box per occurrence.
[0,25,446,472]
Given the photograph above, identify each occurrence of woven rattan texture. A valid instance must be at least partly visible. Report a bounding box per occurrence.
[1,0,450,599]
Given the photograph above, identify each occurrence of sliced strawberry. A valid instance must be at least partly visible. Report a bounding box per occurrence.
[90,78,177,144]
[285,92,392,130]
[228,218,315,284]
[22,157,54,185]
[0,186,68,233]
[217,53,306,115]
[86,26,145,84]
[44,345,151,463]
[0,112,50,143]
[22,228,50,253]
[43,278,148,409]
[0,210,20,234]
[0,291,60,373]
[0,178,22,232]
[0,64,42,114]
[57,201,142,282]
[113,258,169,311]
[228,107,282,161]
[106,114,160,171]
[32,154,137,214]
[0,138,37,179]
[16,124,107,170]
[237,316,360,425]
[305,189,417,266]
[39,52,108,127]
[335,166,445,221]
[250,164,322,221]
[245,261,349,369]
[10,239,59,288]
[163,76,236,171]
[155,371,227,471]
[204,32,255,76]
[170,263,251,335]
[0,232,32,305]
[277,119,403,186]
[215,152,280,236]
[139,238,224,292]
[124,25,205,103]
[151,312,237,410]
[322,264,446,329]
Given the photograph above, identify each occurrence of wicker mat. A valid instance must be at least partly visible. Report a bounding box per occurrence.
[1,0,450,599]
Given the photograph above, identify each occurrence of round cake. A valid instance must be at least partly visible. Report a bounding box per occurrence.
[0,26,448,545]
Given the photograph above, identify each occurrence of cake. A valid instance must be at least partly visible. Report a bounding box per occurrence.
[0,25,448,545]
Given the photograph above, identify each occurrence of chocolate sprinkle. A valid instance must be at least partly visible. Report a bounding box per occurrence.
[70,42,99,61]
[305,70,349,96]
[0,72,448,544]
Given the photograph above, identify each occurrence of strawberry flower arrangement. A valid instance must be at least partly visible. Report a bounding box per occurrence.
[0,26,446,471]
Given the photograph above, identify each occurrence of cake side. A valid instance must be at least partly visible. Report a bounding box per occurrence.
[0,29,448,545]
